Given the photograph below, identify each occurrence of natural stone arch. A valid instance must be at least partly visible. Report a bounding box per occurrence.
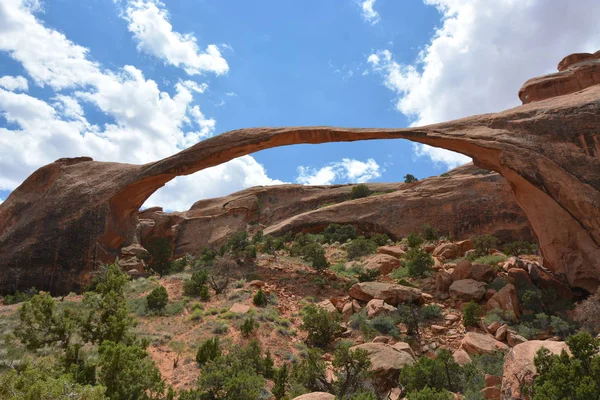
[0,53,599,293]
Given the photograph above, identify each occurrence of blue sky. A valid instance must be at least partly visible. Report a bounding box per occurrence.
[1,0,599,210]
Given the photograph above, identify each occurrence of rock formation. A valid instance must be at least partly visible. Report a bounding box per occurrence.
[0,51,599,294]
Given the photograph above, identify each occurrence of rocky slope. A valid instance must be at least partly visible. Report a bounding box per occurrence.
[137,164,532,259]
[0,50,599,294]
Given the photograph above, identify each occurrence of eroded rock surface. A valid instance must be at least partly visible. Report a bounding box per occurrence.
[1,51,599,294]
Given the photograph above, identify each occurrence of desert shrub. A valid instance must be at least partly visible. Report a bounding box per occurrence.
[407,387,453,400]
[488,276,510,291]
[472,234,499,256]
[404,247,433,277]
[406,233,424,248]
[351,184,372,199]
[3,287,38,305]
[503,240,538,256]
[241,317,258,337]
[531,331,600,399]
[421,224,439,241]
[208,257,235,295]
[222,231,250,256]
[197,248,218,266]
[145,237,171,276]
[273,363,290,400]
[404,174,418,183]
[98,340,164,400]
[146,286,168,311]
[300,304,343,347]
[421,304,443,320]
[183,269,209,297]
[323,224,357,243]
[332,344,373,397]
[369,315,399,338]
[472,254,507,266]
[370,233,390,246]
[462,301,483,328]
[300,243,329,272]
[170,257,187,273]
[357,268,379,282]
[253,289,268,307]
[289,348,327,394]
[396,278,416,287]
[252,230,264,244]
[196,337,221,365]
[398,304,421,337]
[574,289,600,334]
[399,349,464,393]
[521,289,545,313]
[347,237,377,260]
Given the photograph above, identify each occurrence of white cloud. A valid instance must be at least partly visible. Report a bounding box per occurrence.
[145,156,285,211]
[0,75,28,91]
[296,158,381,185]
[0,0,273,211]
[122,0,229,76]
[368,0,600,168]
[360,0,380,24]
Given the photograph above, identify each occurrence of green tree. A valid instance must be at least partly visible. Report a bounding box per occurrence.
[197,354,265,400]
[240,317,258,338]
[300,304,343,347]
[97,340,165,400]
[80,263,136,345]
[351,184,372,199]
[145,237,172,276]
[421,224,439,241]
[463,301,483,328]
[406,233,424,248]
[472,234,499,256]
[404,174,418,183]
[399,349,464,393]
[183,269,210,298]
[273,363,289,400]
[332,344,372,397]
[407,387,453,400]
[290,348,328,393]
[146,286,168,311]
[253,289,268,307]
[532,331,600,399]
[263,350,275,379]
[16,292,76,350]
[346,237,378,260]
[196,337,221,365]
[404,247,433,277]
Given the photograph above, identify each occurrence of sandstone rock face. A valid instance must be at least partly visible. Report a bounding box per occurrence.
[292,393,335,400]
[486,284,520,320]
[501,341,570,400]
[449,279,487,301]
[1,51,599,294]
[349,282,422,305]
[350,342,415,391]
[461,332,509,355]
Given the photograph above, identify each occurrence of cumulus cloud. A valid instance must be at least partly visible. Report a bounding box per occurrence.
[368,0,600,168]
[0,0,274,211]
[296,158,381,185]
[122,0,229,75]
[360,0,380,24]
[0,75,28,91]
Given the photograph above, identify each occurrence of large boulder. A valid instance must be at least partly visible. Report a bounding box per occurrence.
[433,242,460,260]
[501,341,570,400]
[461,332,509,355]
[292,393,335,400]
[364,254,401,275]
[350,343,415,390]
[349,282,422,305]
[472,263,497,282]
[435,271,453,294]
[378,246,406,258]
[449,279,487,301]
[486,284,520,320]
[366,299,397,318]
[452,259,472,281]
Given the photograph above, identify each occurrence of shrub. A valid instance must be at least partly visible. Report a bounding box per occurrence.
[241,317,258,337]
[351,184,372,199]
[421,224,439,241]
[463,301,483,328]
[146,286,168,311]
[145,237,172,276]
[398,304,421,337]
[332,344,373,397]
[406,233,424,248]
[503,241,538,256]
[273,363,290,400]
[347,237,377,260]
[399,349,464,393]
[574,289,600,334]
[300,304,343,347]
[183,269,209,297]
[473,254,507,266]
[3,287,38,305]
[323,224,357,243]
[472,234,499,256]
[370,233,390,246]
[521,289,545,313]
[253,289,268,307]
[300,243,329,272]
[421,304,443,320]
[196,337,221,365]
[170,257,187,273]
[208,257,235,295]
[407,387,453,400]
[357,268,379,282]
[369,315,399,338]
[488,277,509,291]
[531,331,600,399]
[404,247,433,277]
[404,174,418,183]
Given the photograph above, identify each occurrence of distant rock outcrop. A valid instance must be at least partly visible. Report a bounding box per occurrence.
[0,51,599,294]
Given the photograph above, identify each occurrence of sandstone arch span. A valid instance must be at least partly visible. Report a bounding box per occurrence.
[0,52,599,294]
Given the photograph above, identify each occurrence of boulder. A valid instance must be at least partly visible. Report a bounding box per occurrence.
[120,243,149,259]
[433,242,459,260]
[449,279,487,301]
[391,342,416,359]
[461,332,509,355]
[316,300,338,315]
[485,374,502,387]
[366,299,397,318]
[350,343,415,390]
[435,271,453,294]
[292,393,335,400]
[229,303,251,314]
[342,302,354,320]
[456,239,474,255]
[507,331,528,347]
[487,321,501,335]
[486,284,520,320]
[365,254,401,275]
[453,348,472,366]
[527,263,572,300]
[349,282,422,305]
[378,246,406,258]
[495,324,508,342]
[480,386,501,400]
[471,263,497,282]
[451,259,472,281]
[501,340,570,399]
